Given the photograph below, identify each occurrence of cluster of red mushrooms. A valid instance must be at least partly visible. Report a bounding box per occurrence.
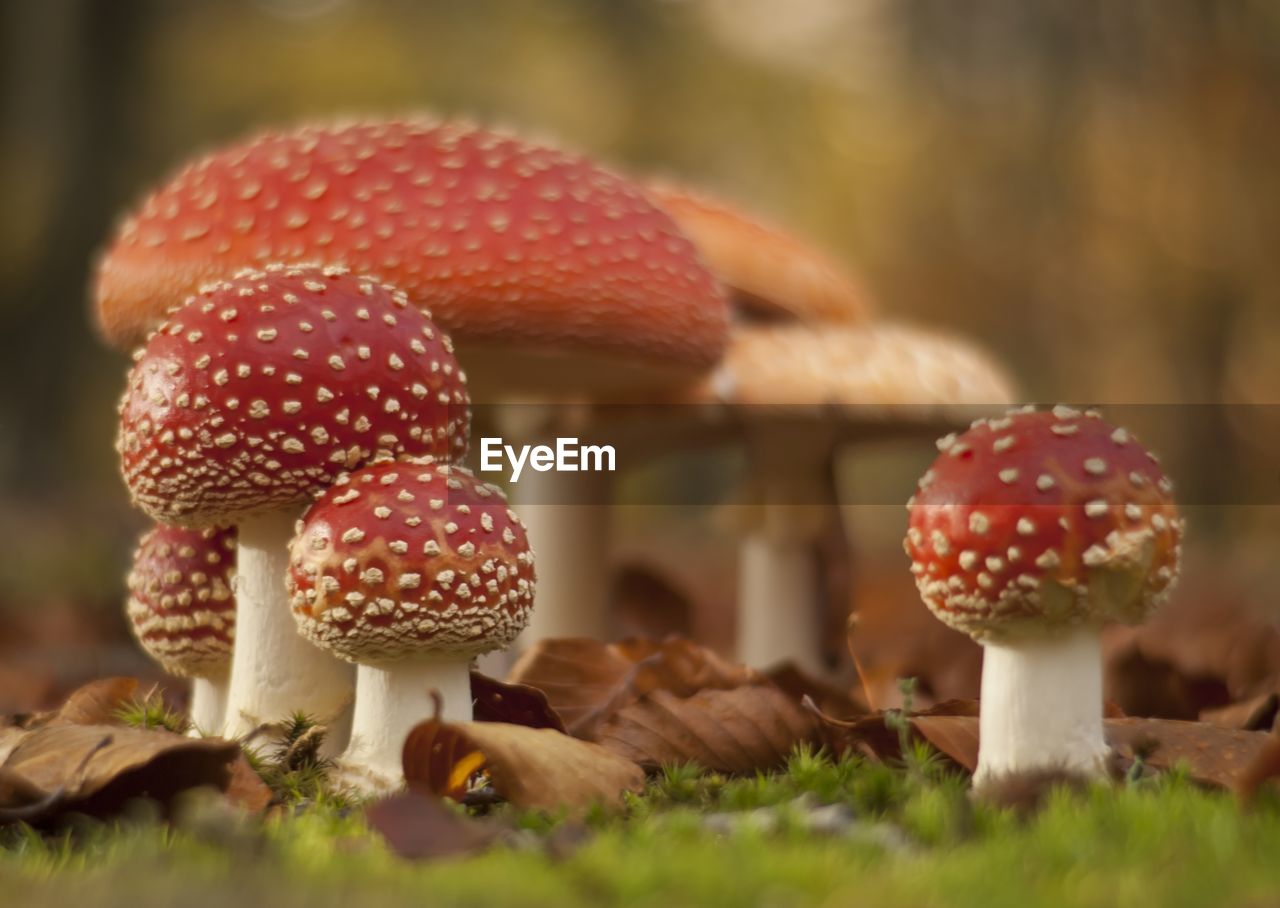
[102,117,1184,791]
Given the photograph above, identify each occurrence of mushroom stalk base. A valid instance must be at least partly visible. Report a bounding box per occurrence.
[188,676,229,737]
[975,629,1108,787]
[737,531,824,675]
[341,658,473,792]
[224,510,355,750]
[512,468,611,646]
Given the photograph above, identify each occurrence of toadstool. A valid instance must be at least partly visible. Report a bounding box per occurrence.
[94,118,729,398]
[117,264,469,741]
[126,523,236,733]
[905,406,1183,785]
[288,456,535,790]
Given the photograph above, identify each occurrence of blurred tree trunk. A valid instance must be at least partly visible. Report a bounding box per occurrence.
[0,0,152,490]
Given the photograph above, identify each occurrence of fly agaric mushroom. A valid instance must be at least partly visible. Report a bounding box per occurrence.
[94,118,729,398]
[288,457,534,791]
[647,182,872,324]
[126,523,236,733]
[117,264,469,742]
[905,406,1183,785]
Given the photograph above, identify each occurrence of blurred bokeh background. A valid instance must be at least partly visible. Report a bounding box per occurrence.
[3,0,1280,713]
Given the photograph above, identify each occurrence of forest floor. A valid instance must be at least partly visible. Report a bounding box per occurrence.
[4,750,1280,908]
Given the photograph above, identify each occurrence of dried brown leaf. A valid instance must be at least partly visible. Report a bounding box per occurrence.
[807,698,979,769]
[595,685,818,774]
[470,672,565,732]
[766,663,866,722]
[1103,581,1280,718]
[48,678,140,727]
[1235,734,1280,803]
[0,723,240,823]
[366,789,501,860]
[223,754,273,814]
[846,573,982,710]
[508,636,761,738]
[1105,717,1275,787]
[403,719,644,813]
[1201,693,1279,732]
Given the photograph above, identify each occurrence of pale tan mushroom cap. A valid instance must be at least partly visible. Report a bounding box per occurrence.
[686,322,1017,414]
[648,183,872,324]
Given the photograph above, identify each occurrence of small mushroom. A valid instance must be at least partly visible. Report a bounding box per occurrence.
[126,524,236,734]
[905,406,1184,785]
[117,264,469,742]
[288,457,535,791]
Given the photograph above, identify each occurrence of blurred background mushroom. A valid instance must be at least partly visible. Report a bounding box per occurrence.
[685,322,1017,675]
[4,0,1280,715]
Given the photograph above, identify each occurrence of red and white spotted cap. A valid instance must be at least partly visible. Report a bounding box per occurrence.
[904,406,1183,640]
[117,264,469,527]
[287,457,535,662]
[95,119,729,392]
[126,524,236,678]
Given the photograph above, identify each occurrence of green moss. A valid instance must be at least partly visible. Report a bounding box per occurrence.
[3,751,1279,908]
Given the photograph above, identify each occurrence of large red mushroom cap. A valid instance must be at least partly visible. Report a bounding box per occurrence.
[95,119,729,391]
[126,524,236,678]
[117,264,469,527]
[288,457,535,662]
[905,406,1183,641]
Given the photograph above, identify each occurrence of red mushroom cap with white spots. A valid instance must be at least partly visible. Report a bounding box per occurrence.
[287,457,535,662]
[95,119,729,380]
[126,524,236,678]
[905,406,1183,641]
[117,264,469,527]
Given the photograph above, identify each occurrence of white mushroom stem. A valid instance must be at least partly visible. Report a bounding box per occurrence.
[737,526,825,674]
[342,657,473,790]
[187,675,229,737]
[975,628,1109,786]
[735,429,834,674]
[224,509,355,750]
[512,467,612,647]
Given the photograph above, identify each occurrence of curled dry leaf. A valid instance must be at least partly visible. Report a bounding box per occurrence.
[0,724,240,824]
[1105,718,1276,788]
[766,663,866,722]
[846,571,983,710]
[508,636,760,738]
[223,754,273,814]
[470,672,566,732]
[1234,733,1280,803]
[1201,692,1279,733]
[403,719,644,814]
[1103,578,1280,719]
[596,685,819,774]
[806,698,981,770]
[5,677,142,733]
[46,677,141,727]
[366,789,502,861]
